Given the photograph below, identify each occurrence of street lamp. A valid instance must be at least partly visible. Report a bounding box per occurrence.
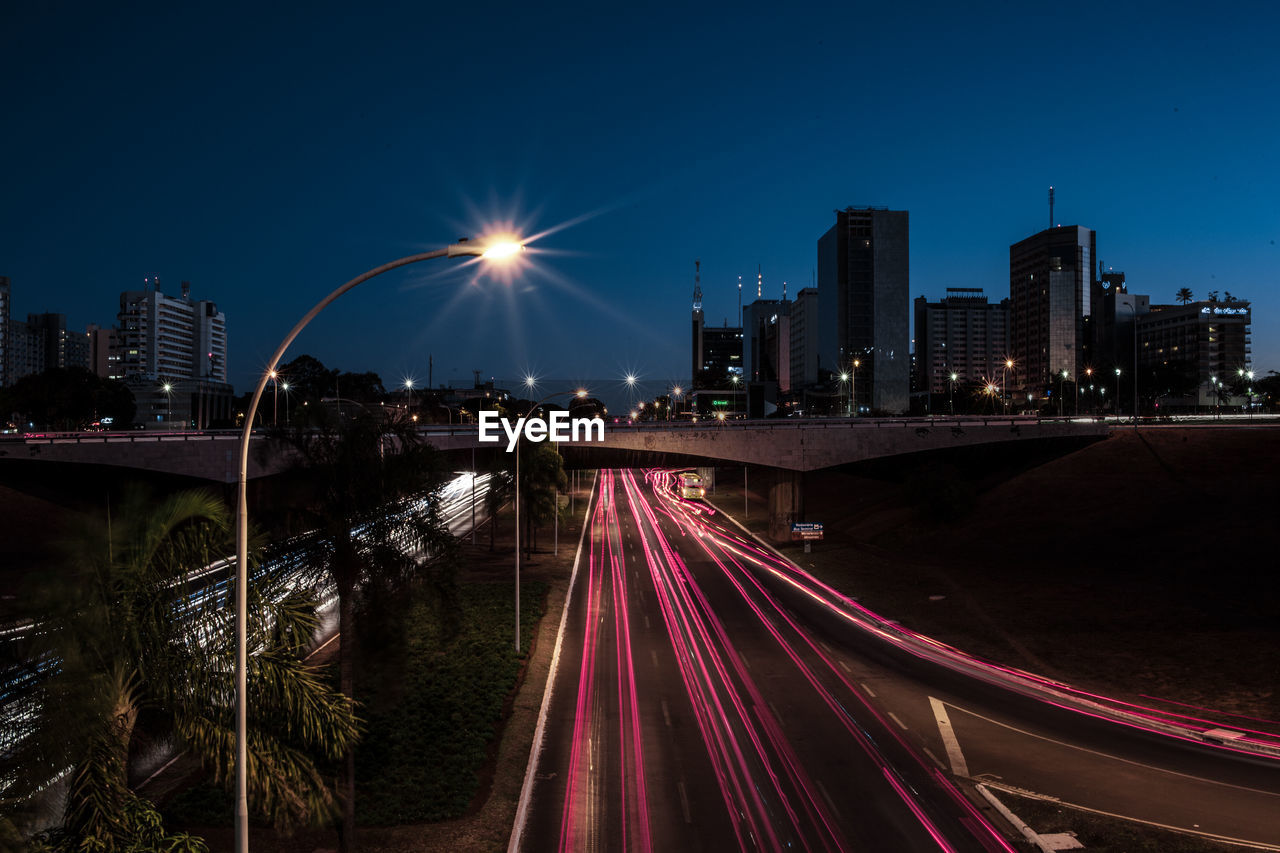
[851,358,860,416]
[949,371,957,415]
[233,236,524,852]
[1059,369,1068,417]
[1003,358,1014,414]
[404,378,415,412]
[280,382,290,426]
[1238,368,1255,417]
[839,372,850,416]
[515,389,587,652]
[1084,367,1093,417]
[268,371,279,426]
[730,374,741,417]
[1114,367,1121,419]
[162,382,173,425]
[670,385,682,421]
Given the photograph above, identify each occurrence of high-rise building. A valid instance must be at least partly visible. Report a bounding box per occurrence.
[1139,299,1251,407]
[913,288,1011,394]
[113,278,231,426]
[1009,225,1095,392]
[817,207,910,413]
[788,287,821,389]
[114,279,227,384]
[0,276,10,388]
[4,313,90,383]
[88,324,120,379]
[690,262,744,389]
[742,299,790,392]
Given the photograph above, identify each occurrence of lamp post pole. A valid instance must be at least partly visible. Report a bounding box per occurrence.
[233,238,522,853]
[949,372,957,415]
[514,389,586,652]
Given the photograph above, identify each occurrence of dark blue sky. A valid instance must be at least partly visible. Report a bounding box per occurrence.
[4,1,1278,393]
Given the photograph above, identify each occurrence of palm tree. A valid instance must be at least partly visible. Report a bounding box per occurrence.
[1,488,357,851]
[278,412,458,853]
[519,442,568,557]
[1175,287,1193,305]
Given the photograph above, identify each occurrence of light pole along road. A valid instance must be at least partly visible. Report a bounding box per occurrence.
[514,468,1280,852]
[233,236,523,853]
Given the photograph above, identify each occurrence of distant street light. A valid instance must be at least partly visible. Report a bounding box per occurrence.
[851,358,860,416]
[1003,358,1014,414]
[233,236,524,853]
[404,378,415,412]
[1059,369,1069,417]
[161,382,173,425]
[949,371,958,415]
[281,381,290,426]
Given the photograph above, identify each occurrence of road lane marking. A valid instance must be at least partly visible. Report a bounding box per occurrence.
[837,659,852,674]
[888,711,909,731]
[644,615,651,629]
[950,702,1280,798]
[984,781,1280,852]
[860,682,877,697]
[661,699,672,728]
[929,696,970,778]
[677,780,693,824]
[922,746,946,770]
[651,649,660,668]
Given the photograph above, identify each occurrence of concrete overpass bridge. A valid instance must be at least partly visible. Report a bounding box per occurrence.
[2,417,1106,539]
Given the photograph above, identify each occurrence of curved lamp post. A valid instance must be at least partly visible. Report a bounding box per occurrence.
[233,237,522,852]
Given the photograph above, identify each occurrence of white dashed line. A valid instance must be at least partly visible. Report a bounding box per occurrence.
[860,682,877,697]
[888,712,909,731]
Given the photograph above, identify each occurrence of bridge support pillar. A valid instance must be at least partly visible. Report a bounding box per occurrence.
[767,469,804,543]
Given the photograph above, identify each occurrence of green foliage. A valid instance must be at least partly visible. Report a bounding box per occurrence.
[0,367,135,430]
[1,488,358,847]
[355,581,547,824]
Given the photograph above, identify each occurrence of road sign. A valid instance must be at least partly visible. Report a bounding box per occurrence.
[791,522,823,541]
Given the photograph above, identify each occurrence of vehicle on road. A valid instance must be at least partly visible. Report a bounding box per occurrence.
[678,470,705,499]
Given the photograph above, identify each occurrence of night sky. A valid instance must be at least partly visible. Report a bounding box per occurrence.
[4,2,1278,395]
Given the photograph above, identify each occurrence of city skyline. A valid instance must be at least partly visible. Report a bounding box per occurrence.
[3,3,1277,394]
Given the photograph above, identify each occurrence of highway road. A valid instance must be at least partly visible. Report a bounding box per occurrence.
[516,469,1280,852]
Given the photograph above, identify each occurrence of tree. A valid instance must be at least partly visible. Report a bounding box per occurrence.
[0,488,357,851]
[0,367,135,430]
[275,413,458,852]
[1175,287,1193,305]
[519,442,567,556]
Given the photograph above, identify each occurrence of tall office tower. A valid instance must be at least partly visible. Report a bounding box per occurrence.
[87,323,120,379]
[913,288,1011,394]
[113,279,230,426]
[0,276,9,387]
[114,279,227,383]
[1009,225,1095,392]
[817,207,910,414]
[788,287,821,389]
[742,299,791,392]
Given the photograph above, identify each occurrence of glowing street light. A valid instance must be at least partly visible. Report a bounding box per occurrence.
[280,381,290,426]
[1002,358,1014,414]
[162,382,173,424]
[404,378,415,412]
[233,235,524,852]
[268,370,280,426]
[949,371,958,415]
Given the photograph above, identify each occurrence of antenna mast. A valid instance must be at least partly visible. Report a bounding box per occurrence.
[1048,186,1055,229]
[756,264,762,299]
[692,259,702,312]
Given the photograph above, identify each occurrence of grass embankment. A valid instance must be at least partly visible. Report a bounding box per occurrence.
[996,788,1238,852]
[713,427,1280,724]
